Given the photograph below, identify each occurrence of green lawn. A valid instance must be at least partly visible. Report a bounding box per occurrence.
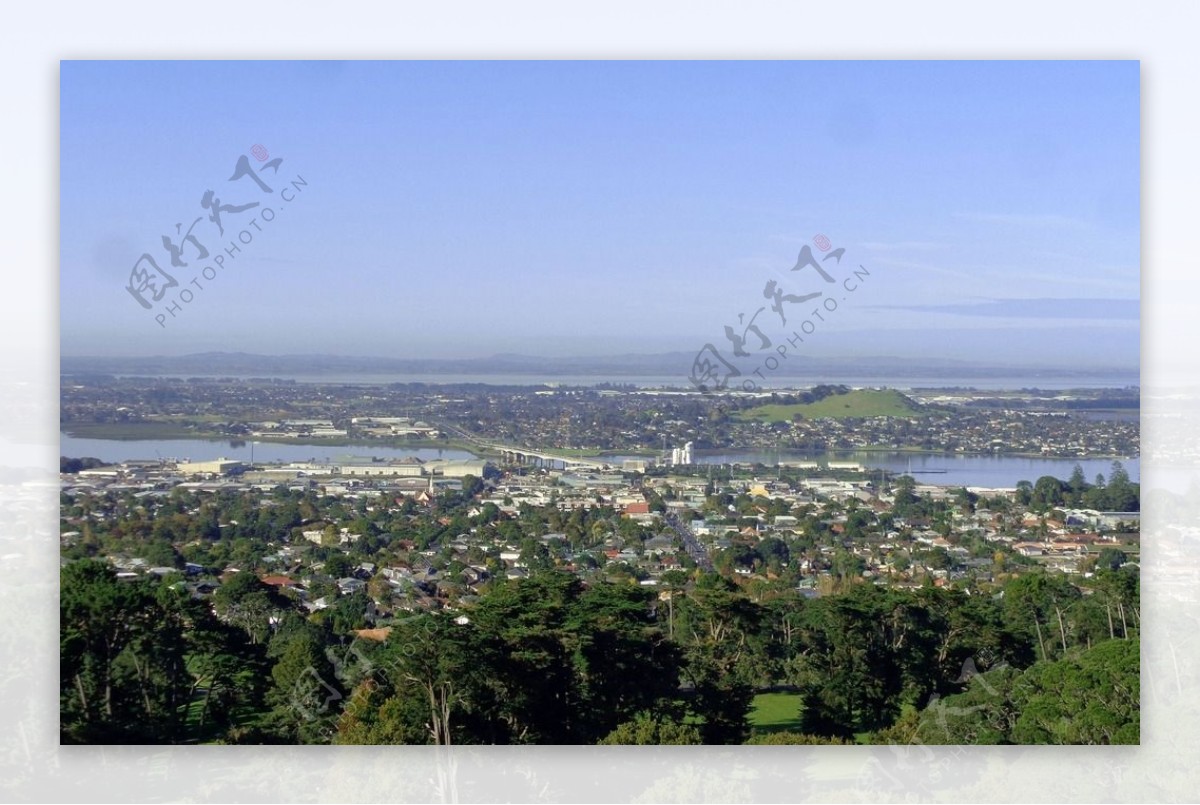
[748,692,889,746]
[735,389,923,423]
[748,691,805,734]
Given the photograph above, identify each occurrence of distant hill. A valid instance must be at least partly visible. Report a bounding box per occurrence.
[735,389,925,422]
[59,351,1134,382]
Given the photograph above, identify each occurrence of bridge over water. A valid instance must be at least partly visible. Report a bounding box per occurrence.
[486,444,612,471]
[437,422,618,471]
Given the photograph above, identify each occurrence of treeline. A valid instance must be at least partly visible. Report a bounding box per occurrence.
[61,559,1139,745]
[882,638,1138,745]
[60,561,268,744]
[60,456,106,474]
[1017,461,1139,512]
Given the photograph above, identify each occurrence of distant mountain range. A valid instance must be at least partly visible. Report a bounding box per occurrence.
[60,351,1138,382]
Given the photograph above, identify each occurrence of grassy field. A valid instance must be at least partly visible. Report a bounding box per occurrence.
[62,421,201,439]
[735,389,923,423]
[748,691,805,735]
[748,692,888,745]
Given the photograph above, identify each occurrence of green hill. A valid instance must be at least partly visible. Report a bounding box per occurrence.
[735,388,924,423]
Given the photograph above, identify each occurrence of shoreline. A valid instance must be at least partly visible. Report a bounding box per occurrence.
[60,425,1137,464]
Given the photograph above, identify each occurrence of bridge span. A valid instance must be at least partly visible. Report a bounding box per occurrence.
[487,445,612,471]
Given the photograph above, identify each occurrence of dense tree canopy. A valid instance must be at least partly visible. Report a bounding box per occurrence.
[61,561,267,744]
[61,472,1140,747]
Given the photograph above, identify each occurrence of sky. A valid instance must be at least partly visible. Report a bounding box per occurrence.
[60,60,1140,369]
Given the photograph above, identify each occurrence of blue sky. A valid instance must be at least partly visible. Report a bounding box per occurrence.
[60,60,1139,367]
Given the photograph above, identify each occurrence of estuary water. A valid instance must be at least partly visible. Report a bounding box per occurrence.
[60,435,1139,488]
[58,435,475,466]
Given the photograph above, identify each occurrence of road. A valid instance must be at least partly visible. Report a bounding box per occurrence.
[662,510,714,572]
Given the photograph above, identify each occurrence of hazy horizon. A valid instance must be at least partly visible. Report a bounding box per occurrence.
[61,61,1140,370]
[59,338,1138,371]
